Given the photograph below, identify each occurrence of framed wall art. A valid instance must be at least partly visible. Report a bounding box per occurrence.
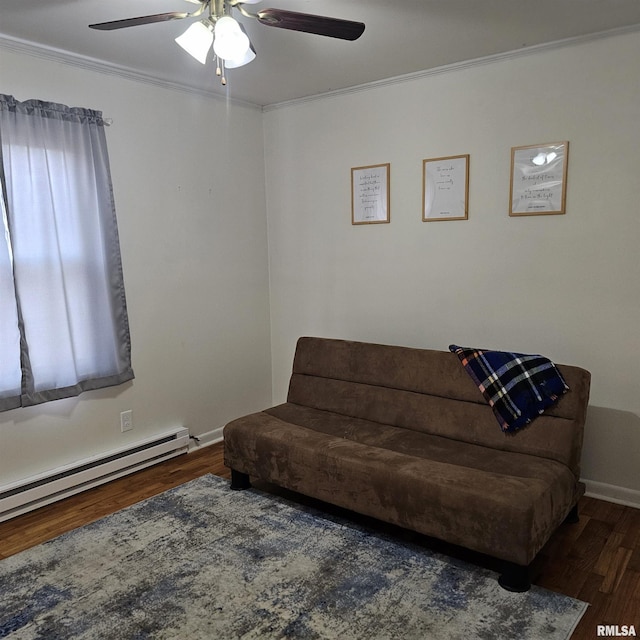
[351,163,390,225]
[509,141,569,216]
[422,154,469,221]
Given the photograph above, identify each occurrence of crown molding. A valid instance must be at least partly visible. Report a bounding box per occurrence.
[0,34,261,110]
[264,22,640,112]
[2,22,639,112]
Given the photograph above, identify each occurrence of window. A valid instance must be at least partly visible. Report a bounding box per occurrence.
[0,95,133,411]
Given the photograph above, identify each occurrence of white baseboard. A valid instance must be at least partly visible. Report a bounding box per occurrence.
[583,479,640,509]
[188,426,224,452]
[0,428,189,523]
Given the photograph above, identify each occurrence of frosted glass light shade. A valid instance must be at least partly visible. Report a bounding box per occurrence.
[224,45,256,68]
[213,16,250,61]
[175,21,214,64]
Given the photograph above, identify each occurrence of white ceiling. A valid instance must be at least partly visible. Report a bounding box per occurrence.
[2,0,640,107]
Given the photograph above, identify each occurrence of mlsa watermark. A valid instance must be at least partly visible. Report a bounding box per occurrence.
[597,626,637,637]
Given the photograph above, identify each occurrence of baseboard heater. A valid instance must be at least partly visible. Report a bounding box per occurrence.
[0,427,189,523]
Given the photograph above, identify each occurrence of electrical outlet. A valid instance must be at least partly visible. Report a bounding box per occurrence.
[120,410,133,432]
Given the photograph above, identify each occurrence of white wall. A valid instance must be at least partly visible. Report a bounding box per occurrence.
[0,48,272,486]
[1,29,639,504]
[264,31,640,499]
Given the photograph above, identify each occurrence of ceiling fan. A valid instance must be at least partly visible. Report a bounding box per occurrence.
[89,0,365,86]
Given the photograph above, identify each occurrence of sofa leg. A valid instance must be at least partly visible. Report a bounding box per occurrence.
[564,503,579,524]
[230,469,251,491]
[498,562,531,592]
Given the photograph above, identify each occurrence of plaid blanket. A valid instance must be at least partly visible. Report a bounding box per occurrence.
[449,345,569,433]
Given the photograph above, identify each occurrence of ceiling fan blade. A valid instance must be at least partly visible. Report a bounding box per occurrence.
[89,12,190,31]
[257,9,365,41]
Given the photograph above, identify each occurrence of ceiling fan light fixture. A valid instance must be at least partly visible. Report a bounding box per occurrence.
[213,16,250,61]
[89,2,365,91]
[175,20,214,64]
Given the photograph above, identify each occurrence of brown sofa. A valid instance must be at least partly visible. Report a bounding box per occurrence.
[223,337,591,591]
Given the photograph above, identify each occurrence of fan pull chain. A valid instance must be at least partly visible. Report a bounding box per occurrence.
[214,55,227,86]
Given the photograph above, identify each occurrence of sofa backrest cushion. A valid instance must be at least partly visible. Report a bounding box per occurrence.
[287,337,591,477]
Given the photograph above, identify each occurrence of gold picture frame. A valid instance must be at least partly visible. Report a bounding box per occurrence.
[509,141,569,216]
[422,154,469,221]
[351,163,390,225]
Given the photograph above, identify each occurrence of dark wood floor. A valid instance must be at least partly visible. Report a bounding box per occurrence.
[1,442,638,639]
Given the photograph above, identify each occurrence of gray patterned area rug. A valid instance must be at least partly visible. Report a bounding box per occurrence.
[0,474,586,639]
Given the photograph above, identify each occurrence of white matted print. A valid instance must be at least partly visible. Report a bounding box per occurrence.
[422,155,469,221]
[351,163,390,225]
[510,141,568,216]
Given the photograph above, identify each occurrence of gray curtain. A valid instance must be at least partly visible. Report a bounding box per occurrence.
[0,94,133,411]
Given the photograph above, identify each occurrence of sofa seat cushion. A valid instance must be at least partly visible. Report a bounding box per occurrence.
[223,403,581,566]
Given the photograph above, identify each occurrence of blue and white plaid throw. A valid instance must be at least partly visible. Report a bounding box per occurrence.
[449,345,569,433]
